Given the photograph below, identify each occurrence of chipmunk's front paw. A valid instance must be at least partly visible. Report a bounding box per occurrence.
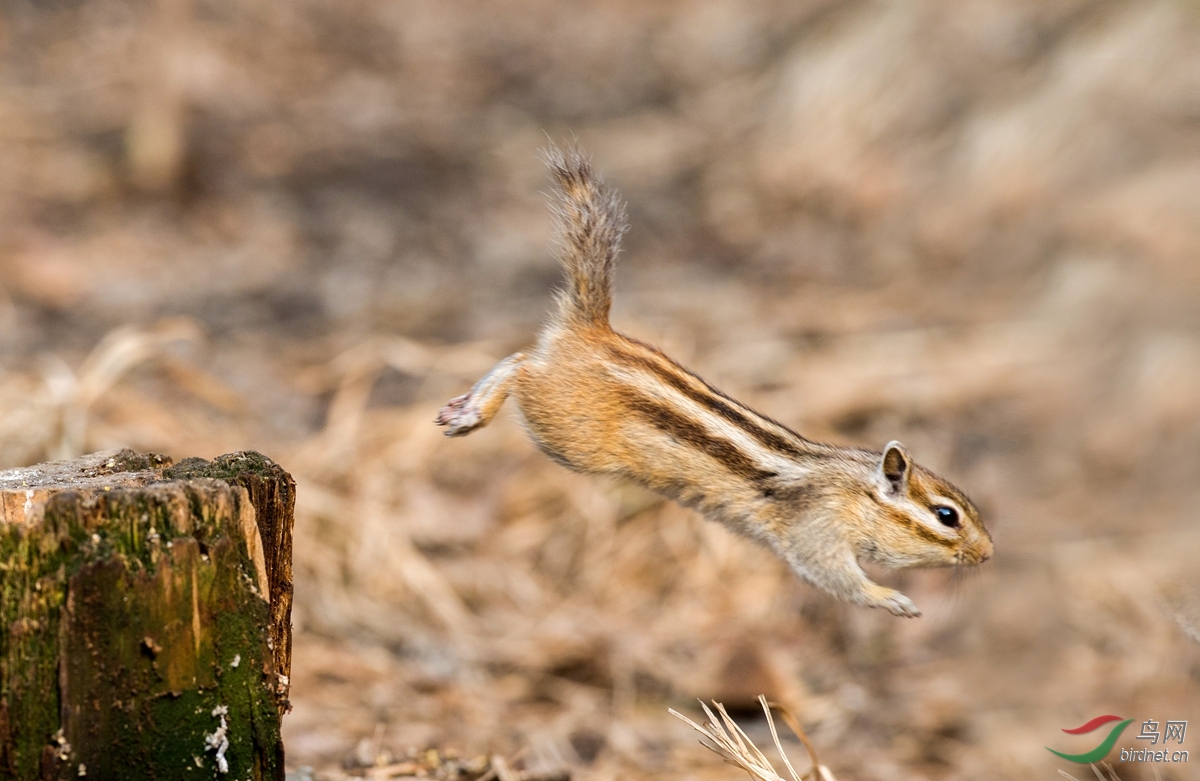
[435,393,482,436]
[878,590,921,618]
[861,584,921,617]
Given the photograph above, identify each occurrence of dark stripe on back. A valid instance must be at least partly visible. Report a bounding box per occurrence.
[619,389,777,482]
[608,342,822,459]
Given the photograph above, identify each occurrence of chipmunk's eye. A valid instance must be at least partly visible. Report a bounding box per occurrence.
[933,506,960,528]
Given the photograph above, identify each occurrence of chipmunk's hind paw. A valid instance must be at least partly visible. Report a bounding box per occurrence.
[435,393,483,436]
[435,352,525,437]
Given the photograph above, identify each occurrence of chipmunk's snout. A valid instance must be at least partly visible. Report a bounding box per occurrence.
[961,528,994,565]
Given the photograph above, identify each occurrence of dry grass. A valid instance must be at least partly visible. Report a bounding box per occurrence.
[1055,761,1147,781]
[670,697,834,781]
[1,1,1199,779]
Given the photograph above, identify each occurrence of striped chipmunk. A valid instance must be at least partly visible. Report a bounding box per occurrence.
[436,147,993,617]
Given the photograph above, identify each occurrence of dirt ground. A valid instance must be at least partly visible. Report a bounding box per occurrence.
[1,0,1198,779]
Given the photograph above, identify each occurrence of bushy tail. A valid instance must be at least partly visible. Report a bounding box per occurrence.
[542,145,627,327]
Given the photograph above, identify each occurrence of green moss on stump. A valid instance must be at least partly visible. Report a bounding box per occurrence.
[0,451,292,780]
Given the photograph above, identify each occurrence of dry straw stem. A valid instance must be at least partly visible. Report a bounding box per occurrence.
[1056,761,1153,781]
[670,696,836,781]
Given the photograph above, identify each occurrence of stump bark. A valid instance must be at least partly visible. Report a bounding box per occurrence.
[0,450,295,780]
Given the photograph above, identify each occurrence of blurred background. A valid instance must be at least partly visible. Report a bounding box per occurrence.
[1,0,1198,778]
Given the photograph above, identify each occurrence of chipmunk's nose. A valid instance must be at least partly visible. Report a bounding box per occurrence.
[973,535,994,563]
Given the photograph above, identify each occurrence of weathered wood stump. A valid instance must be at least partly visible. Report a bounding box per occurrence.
[0,450,294,780]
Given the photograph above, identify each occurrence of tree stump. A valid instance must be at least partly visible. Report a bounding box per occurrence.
[0,450,295,780]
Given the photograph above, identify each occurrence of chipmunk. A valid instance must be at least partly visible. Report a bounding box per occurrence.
[436,147,993,617]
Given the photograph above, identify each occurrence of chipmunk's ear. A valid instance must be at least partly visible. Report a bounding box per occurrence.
[880,441,910,494]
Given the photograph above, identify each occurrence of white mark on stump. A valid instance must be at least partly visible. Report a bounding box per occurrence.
[52,728,71,761]
[205,705,230,774]
[23,489,33,521]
